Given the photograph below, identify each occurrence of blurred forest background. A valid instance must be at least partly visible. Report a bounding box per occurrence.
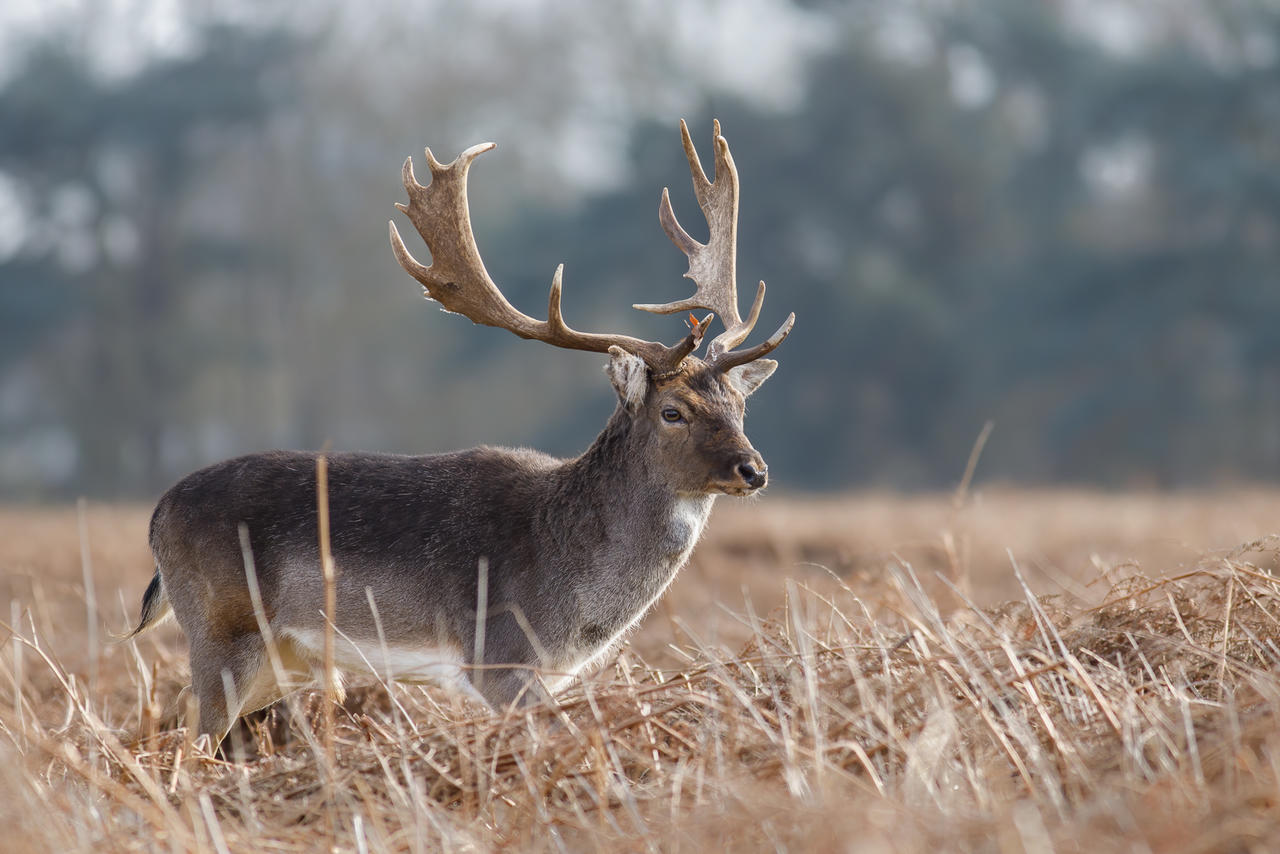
[1,0,1278,500]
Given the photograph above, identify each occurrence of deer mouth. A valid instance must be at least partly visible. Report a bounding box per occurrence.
[710,481,767,497]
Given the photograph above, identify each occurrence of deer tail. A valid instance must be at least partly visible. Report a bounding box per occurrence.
[120,570,173,641]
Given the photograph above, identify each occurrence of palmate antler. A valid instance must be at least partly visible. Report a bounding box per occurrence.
[389,144,709,376]
[388,121,790,376]
[638,119,795,372]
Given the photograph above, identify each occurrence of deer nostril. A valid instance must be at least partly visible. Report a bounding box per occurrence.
[736,462,767,489]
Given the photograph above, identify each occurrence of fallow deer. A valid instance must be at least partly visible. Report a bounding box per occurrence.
[129,120,794,747]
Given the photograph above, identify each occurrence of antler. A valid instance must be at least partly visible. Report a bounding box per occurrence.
[635,119,794,369]
[389,143,711,375]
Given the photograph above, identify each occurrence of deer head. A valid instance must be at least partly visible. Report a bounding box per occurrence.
[607,344,779,495]
[388,119,793,495]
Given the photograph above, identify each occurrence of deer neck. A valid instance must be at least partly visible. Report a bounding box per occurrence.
[561,405,711,515]
[550,407,714,634]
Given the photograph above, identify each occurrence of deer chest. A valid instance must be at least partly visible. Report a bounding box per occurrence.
[657,496,713,562]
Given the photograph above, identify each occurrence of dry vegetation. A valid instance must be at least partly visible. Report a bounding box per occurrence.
[5,489,1280,851]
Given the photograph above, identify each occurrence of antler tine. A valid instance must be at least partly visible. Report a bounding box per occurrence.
[390,142,703,375]
[710,312,796,373]
[636,119,775,364]
[391,142,529,330]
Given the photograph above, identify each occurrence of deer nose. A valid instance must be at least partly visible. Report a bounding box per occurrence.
[736,459,768,490]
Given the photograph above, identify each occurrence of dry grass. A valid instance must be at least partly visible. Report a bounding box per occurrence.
[5,489,1280,851]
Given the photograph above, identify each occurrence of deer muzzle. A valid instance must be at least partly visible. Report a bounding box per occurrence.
[729,450,768,492]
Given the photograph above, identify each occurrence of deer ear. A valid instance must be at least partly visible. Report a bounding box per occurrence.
[605,346,649,410]
[723,359,777,399]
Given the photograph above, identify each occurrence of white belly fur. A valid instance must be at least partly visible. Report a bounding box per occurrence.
[282,627,481,700]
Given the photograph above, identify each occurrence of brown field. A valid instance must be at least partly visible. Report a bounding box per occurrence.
[4,489,1280,851]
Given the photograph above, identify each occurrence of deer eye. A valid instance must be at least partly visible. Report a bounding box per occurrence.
[661,407,684,423]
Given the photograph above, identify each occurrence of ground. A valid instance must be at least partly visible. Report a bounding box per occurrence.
[3,489,1280,851]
